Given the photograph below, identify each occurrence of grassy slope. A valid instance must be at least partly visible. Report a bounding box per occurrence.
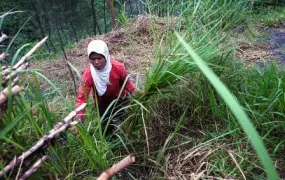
[1,2,285,180]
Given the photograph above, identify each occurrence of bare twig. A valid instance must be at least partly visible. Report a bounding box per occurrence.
[18,155,48,180]
[13,36,48,69]
[0,52,9,61]
[228,151,246,180]
[0,103,87,178]
[1,67,12,77]
[2,76,19,88]
[0,76,19,113]
[0,85,24,105]
[0,11,24,19]
[1,36,48,77]
[97,155,135,180]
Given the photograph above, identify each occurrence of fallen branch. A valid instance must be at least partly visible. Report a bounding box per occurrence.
[0,103,87,178]
[0,85,24,105]
[0,52,9,61]
[2,62,29,85]
[2,75,19,88]
[48,103,86,135]
[1,36,48,76]
[7,118,82,179]
[0,76,19,110]
[19,155,48,180]
[14,36,48,69]
[1,65,9,70]
[1,67,11,77]
[97,155,135,180]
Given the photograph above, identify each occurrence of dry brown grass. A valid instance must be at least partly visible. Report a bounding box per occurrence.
[31,15,186,94]
[163,141,263,180]
[165,145,241,180]
[235,44,273,67]
[166,146,215,180]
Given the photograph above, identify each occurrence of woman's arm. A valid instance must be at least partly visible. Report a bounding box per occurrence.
[119,64,136,93]
[75,69,92,120]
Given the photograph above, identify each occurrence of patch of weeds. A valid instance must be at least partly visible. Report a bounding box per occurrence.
[249,6,285,27]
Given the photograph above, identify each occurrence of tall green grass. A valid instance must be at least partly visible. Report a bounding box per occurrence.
[176,33,278,179]
[0,73,119,179]
[125,0,247,133]
[120,1,283,179]
[1,1,285,179]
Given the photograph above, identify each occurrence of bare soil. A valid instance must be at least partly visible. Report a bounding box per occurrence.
[235,25,285,67]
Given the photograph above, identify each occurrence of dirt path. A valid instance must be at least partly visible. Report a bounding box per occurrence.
[236,25,285,66]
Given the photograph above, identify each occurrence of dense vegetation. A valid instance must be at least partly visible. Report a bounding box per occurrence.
[1,0,285,179]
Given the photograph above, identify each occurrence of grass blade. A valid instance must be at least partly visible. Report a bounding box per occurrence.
[5,15,32,53]
[11,43,31,66]
[175,32,279,180]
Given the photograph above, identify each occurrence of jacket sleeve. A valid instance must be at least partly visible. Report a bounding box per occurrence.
[120,64,136,93]
[76,70,92,120]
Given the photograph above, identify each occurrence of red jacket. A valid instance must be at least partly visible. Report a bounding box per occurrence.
[76,60,135,120]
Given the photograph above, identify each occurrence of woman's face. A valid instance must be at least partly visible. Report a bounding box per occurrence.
[89,53,106,70]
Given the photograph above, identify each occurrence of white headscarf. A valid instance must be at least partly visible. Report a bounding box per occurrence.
[87,40,112,96]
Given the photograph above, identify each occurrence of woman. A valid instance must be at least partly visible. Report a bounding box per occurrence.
[76,40,135,133]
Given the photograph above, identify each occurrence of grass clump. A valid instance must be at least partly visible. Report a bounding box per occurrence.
[249,6,285,27]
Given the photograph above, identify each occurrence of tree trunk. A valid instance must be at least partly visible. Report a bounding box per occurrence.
[129,1,133,16]
[70,21,78,42]
[32,1,50,52]
[91,0,97,35]
[49,0,77,94]
[135,0,139,15]
[96,18,102,35]
[41,1,57,52]
[63,0,78,42]
[62,27,70,44]
[139,0,142,13]
[95,0,101,35]
[107,0,117,30]
[104,0,107,33]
